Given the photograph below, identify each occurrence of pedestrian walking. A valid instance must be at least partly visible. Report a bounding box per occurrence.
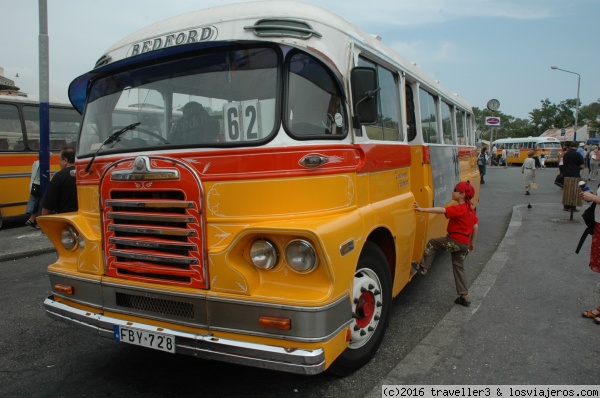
[501,148,507,168]
[412,181,479,307]
[477,147,488,184]
[522,151,536,195]
[562,141,585,212]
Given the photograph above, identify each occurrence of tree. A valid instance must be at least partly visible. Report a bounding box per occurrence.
[579,100,600,132]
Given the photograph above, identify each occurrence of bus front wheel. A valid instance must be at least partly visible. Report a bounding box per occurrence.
[328,241,392,376]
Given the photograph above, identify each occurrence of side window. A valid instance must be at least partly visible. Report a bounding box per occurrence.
[419,88,438,144]
[22,105,41,151]
[441,101,454,144]
[405,84,416,141]
[466,113,473,145]
[23,105,79,151]
[0,104,23,151]
[456,110,466,145]
[286,53,346,138]
[357,57,402,142]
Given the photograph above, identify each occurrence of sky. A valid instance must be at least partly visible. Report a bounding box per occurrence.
[1,0,599,121]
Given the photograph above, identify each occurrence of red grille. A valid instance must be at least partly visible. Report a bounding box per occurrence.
[100,157,207,289]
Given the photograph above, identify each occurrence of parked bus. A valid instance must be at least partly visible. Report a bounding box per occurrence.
[40,1,479,375]
[0,93,80,228]
[492,136,563,166]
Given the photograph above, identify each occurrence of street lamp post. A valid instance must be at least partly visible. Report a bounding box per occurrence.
[551,66,581,142]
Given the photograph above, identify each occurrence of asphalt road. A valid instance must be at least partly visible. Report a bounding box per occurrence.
[0,165,563,397]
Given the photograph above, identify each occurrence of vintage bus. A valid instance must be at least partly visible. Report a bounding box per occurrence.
[40,1,479,375]
[0,93,80,228]
[492,136,563,166]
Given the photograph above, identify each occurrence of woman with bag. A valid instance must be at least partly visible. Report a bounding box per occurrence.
[521,151,536,195]
[24,154,42,228]
[580,186,600,323]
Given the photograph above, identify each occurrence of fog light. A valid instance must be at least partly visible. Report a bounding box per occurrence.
[61,226,79,251]
[250,239,279,270]
[285,240,317,273]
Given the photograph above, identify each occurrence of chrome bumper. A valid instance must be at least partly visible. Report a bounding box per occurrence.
[44,297,326,375]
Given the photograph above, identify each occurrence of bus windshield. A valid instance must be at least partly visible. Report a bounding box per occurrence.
[78,45,346,156]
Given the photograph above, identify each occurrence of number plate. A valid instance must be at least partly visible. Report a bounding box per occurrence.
[114,325,175,353]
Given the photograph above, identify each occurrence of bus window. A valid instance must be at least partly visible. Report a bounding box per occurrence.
[456,110,466,145]
[0,104,22,151]
[80,47,279,155]
[286,53,346,138]
[419,88,438,144]
[441,101,453,144]
[22,105,80,151]
[356,58,401,142]
[466,113,474,145]
[405,84,416,141]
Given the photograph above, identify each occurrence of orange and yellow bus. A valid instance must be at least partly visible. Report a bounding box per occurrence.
[492,136,563,166]
[0,93,80,228]
[40,1,479,375]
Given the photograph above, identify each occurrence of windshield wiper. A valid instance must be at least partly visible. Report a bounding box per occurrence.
[85,122,141,173]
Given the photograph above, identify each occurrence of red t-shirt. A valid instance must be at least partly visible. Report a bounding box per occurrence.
[445,203,479,244]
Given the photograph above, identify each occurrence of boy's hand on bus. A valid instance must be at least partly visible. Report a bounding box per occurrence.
[413,201,420,211]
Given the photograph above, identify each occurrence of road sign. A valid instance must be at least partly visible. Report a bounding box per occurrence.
[485,117,501,126]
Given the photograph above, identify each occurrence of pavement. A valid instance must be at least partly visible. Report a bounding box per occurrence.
[0,222,56,262]
[1,191,599,388]
[365,202,600,391]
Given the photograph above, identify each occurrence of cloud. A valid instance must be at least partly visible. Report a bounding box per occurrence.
[389,40,462,67]
[322,0,563,27]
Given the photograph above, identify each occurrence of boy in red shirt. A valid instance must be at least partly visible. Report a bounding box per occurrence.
[413,181,479,306]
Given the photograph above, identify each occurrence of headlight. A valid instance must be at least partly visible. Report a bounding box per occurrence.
[250,240,279,270]
[285,240,317,273]
[61,226,80,251]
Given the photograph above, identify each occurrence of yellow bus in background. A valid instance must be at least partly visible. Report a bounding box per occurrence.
[40,1,479,375]
[0,93,80,228]
[492,136,563,166]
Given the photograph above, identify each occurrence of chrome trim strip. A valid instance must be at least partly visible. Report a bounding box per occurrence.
[110,249,197,265]
[107,212,195,223]
[108,224,196,237]
[44,298,326,375]
[105,200,194,209]
[109,237,197,250]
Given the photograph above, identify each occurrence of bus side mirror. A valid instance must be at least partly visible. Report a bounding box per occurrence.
[350,67,380,129]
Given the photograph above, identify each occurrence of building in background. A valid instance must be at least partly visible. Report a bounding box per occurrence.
[0,67,20,93]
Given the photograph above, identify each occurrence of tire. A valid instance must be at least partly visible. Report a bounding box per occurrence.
[328,241,392,376]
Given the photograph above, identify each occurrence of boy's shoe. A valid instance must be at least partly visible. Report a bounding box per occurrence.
[411,262,427,276]
[454,296,471,307]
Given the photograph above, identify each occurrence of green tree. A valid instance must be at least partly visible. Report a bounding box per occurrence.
[579,100,600,132]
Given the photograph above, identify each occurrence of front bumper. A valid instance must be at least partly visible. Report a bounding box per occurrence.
[44,297,326,375]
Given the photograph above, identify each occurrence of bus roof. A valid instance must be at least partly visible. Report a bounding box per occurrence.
[69,0,472,113]
[493,137,560,144]
[0,92,73,108]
